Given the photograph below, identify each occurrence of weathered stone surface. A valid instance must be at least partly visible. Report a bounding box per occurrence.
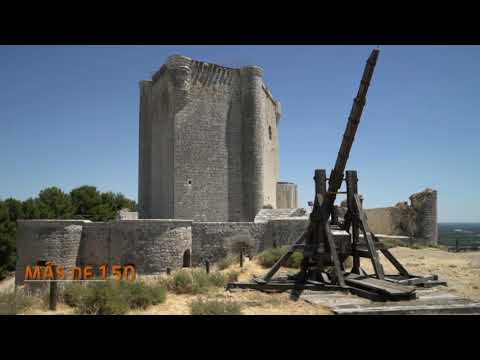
[115,209,138,220]
[410,188,438,245]
[363,188,438,245]
[138,55,284,222]
[109,220,192,274]
[254,208,308,223]
[191,222,271,266]
[15,220,88,285]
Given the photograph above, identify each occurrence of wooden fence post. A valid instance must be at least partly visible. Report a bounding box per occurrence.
[49,265,57,311]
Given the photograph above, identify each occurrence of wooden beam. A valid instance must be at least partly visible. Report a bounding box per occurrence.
[325,222,346,287]
[261,229,308,283]
[346,170,360,274]
[354,194,384,279]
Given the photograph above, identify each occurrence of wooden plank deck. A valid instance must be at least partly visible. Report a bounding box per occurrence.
[344,273,416,300]
[300,287,480,315]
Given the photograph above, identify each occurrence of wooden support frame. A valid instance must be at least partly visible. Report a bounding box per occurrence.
[353,194,385,279]
[346,170,360,274]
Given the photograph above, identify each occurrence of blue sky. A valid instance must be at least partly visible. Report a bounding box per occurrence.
[1,45,479,222]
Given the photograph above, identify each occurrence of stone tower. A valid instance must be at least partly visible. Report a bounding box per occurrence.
[138,55,282,221]
[409,188,438,245]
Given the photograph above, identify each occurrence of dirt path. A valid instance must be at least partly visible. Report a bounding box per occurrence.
[361,247,480,300]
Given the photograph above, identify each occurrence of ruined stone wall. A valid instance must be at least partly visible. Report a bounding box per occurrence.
[364,207,406,236]
[410,189,438,245]
[15,220,88,285]
[363,188,438,245]
[191,222,271,266]
[276,182,298,209]
[138,56,282,222]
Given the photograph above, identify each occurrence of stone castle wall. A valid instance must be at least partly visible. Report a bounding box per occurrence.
[138,55,283,222]
[109,220,192,274]
[410,189,438,245]
[364,207,406,236]
[15,215,316,284]
[364,188,438,245]
[15,220,88,285]
[16,219,192,285]
[191,222,271,266]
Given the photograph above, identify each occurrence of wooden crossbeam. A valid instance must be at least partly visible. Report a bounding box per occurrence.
[354,194,385,279]
[260,229,308,283]
[325,222,346,287]
[370,233,410,277]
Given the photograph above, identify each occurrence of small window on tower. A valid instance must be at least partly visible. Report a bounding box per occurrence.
[268,126,272,140]
[187,179,192,186]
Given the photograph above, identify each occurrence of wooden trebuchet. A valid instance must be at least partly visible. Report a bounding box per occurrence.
[227,48,444,301]
[325,48,380,215]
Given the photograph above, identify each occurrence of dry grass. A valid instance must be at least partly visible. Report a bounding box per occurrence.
[360,247,480,300]
[5,246,480,315]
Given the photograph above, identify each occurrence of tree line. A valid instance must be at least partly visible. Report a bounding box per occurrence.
[0,185,137,280]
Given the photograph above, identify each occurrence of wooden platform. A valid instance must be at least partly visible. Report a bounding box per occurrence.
[344,273,416,301]
[300,286,480,315]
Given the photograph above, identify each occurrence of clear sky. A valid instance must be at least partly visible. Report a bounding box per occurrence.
[1,45,479,222]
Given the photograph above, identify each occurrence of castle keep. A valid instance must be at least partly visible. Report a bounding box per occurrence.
[138,55,289,222]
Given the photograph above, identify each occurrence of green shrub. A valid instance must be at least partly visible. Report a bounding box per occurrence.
[168,269,194,294]
[0,289,34,315]
[207,272,228,287]
[62,282,85,307]
[127,282,167,309]
[61,280,167,314]
[216,255,239,270]
[257,247,303,269]
[190,298,242,315]
[380,238,407,249]
[287,251,303,268]
[166,269,230,295]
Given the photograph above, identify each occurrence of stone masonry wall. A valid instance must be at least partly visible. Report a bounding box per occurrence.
[269,218,310,248]
[410,189,438,245]
[363,188,438,245]
[138,55,282,222]
[109,220,192,274]
[191,222,271,266]
[364,207,406,236]
[276,182,298,209]
[77,222,110,269]
[15,220,88,285]
[173,57,242,221]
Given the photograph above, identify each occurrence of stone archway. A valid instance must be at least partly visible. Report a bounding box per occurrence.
[182,249,191,268]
